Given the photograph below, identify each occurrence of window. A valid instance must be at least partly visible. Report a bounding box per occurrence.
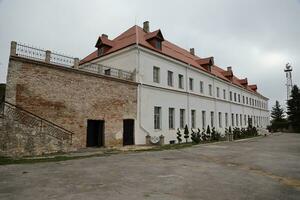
[231,113,234,127]
[202,111,206,129]
[225,113,228,127]
[234,93,237,102]
[189,78,194,91]
[238,94,240,103]
[153,66,160,83]
[218,112,222,128]
[242,96,245,104]
[246,97,249,104]
[230,91,233,101]
[98,47,104,56]
[169,108,175,129]
[154,106,161,129]
[240,114,242,126]
[223,89,226,99]
[236,114,239,126]
[244,115,247,126]
[167,71,173,86]
[191,110,196,129]
[104,69,111,75]
[155,40,162,49]
[200,81,204,94]
[209,84,212,96]
[210,111,214,128]
[216,87,220,98]
[180,109,185,129]
[178,74,184,89]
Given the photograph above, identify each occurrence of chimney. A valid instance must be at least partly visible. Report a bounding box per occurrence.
[190,48,195,55]
[143,21,150,33]
[101,34,108,38]
[227,66,232,71]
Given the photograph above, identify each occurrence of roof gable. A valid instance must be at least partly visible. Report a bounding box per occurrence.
[145,29,164,41]
[95,35,114,48]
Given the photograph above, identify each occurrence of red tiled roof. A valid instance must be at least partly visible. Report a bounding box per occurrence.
[80,25,267,99]
[196,57,214,66]
[95,36,114,47]
[145,29,164,41]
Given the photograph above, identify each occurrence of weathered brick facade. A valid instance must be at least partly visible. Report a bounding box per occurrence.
[5,56,137,150]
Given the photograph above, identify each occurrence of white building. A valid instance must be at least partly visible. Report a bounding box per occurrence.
[80,21,269,144]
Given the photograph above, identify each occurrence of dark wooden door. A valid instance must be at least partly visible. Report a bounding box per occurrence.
[87,120,104,147]
[123,119,134,145]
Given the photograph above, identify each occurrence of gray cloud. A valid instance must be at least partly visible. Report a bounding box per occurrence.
[0,0,299,108]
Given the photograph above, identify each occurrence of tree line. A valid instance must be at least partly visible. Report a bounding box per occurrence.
[270,85,300,133]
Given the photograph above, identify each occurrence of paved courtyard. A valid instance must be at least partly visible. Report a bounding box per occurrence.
[1,133,300,200]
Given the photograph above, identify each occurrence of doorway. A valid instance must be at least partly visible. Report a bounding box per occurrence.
[123,119,134,145]
[86,120,104,147]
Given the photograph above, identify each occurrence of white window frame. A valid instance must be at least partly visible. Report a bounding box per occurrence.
[168,107,175,129]
[218,112,222,128]
[153,66,160,83]
[167,71,173,87]
[180,109,185,129]
[200,81,204,94]
[189,78,194,91]
[191,110,196,129]
[154,106,161,129]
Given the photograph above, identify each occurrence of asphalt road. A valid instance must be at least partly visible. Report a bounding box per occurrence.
[1,133,300,200]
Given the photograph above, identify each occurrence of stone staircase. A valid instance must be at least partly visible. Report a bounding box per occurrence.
[0,101,75,157]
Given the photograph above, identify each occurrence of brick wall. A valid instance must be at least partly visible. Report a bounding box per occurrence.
[5,56,137,150]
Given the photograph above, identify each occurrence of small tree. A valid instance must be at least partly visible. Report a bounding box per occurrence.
[211,127,216,141]
[270,100,288,132]
[287,85,300,132]
[206,125,211,140]
[201,128,206,141]
[184,125,189,143]
[271,100,285,121]
[176,128,182,144]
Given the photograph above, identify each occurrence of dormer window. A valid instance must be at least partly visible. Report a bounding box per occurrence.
[95,34,113,57]
[145,29,164,50]
[196,57,214,72]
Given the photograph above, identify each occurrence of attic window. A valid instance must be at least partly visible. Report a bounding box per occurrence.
[155,40,162,49]
[98,47,104,56]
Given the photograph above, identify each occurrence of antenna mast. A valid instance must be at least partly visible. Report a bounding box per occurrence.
[284,63,293,101]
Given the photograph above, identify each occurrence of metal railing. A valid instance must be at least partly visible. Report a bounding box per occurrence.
[16,43,46,61]
[1,101,73,143]
[50,52,74,67]
[15,42,76,68]
[12,42,135,81]
[79,63,134,81]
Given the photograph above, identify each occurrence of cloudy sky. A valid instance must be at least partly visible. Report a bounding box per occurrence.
[0,0,299,108]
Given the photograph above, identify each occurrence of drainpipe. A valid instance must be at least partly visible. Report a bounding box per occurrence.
[228,84,232,127]
[213,78,216,129]
[136,41,151,136]
[186,64,190,128]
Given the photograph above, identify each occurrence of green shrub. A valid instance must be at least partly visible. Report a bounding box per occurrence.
[184,125,189,143]
[191,129,201,144]
[176,128,182,144]
[201,128,207,141]
[206,125,211,140]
